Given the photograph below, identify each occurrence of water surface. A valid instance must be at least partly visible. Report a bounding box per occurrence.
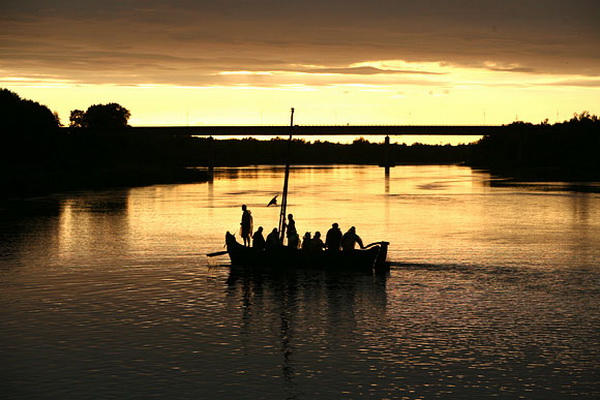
[1,165,599,399]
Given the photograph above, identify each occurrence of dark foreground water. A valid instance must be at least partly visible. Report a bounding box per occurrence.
[1,165,599,399]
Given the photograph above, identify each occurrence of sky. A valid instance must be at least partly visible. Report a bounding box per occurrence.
[1,0,599,136]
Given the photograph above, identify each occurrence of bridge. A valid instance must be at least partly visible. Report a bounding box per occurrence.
[119,125,508,171]
[126,125,504,137]
[62,125,509,170]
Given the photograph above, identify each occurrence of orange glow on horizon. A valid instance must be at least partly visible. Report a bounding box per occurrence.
[2,59,599,144]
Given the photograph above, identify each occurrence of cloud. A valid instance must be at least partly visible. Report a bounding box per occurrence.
[1,0,599,87]
[301,66,444,75]
[545,78,600,88]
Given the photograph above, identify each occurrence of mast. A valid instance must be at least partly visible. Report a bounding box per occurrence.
[278,107,294,243]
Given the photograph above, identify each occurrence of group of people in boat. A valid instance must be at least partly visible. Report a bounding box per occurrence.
[240,204,365,252]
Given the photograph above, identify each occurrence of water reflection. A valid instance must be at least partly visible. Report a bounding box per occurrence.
[0,198,62,266]
[58,191,130,261]
[488,179,600,194]
[3,165,600,272]
[0,190,135,267]
[207,179,215,219]
[225,268,388,398]
[384,166,390,194]
[570,191,592,223]
[1,165,599,399]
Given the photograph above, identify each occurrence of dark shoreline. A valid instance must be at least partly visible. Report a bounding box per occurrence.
[1,135,473,197]
[3,119,599,197]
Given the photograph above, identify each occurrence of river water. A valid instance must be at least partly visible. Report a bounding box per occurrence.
[1,165,599,399]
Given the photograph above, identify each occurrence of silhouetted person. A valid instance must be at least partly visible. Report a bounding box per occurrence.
[252,226,265,250]
[266,228,281,250]
[240,204,253,246]
[341,226,364,251]
[325,222,342,251]
[286,214,297,237]
[288,233,300,249]
[301,232,313,252]
[286,214,299,248]
[313,231,325,253]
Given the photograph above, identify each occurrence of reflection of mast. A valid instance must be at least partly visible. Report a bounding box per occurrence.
[278,108,294,243]
[279,286,295,393]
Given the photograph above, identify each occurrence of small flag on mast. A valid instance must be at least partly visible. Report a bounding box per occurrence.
[267,195,278,207]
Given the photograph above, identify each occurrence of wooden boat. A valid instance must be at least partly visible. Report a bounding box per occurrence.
[219,108,390,274]
[225,231,390,273]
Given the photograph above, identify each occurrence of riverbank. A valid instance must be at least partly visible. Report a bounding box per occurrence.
[4,122,598,197]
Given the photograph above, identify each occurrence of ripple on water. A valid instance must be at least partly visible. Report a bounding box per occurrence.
[2,166,600,399]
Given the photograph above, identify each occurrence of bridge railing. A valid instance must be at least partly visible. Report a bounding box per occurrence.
[99,125,508,136]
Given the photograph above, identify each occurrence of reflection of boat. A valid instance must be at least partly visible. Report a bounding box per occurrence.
[224,259,388,395]
[226,231,390,273]
[223,108,391,274]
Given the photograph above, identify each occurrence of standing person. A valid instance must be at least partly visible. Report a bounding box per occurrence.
[341,226,364,251]
[286,214,299,248]
[286,214,297,237]
[252,226,265,250]
[240,204,253,246]
[325,222,342,251]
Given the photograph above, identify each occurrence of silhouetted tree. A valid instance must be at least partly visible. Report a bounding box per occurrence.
[0,88,59,134]
[69,109,86,128]
[472,111,600,178]
[566,111,599,124]
[69,103,131,129]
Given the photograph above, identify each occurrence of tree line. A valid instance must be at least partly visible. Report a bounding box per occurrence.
[1,88,206,194]
[470,112,600,179]
[0,88,131,133]
[1,88,598,194]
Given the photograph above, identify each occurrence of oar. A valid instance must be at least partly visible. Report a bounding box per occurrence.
[207,250,228,257]
[207,229,238,257]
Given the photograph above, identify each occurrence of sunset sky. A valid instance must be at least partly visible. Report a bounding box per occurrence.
[2,0,599,130]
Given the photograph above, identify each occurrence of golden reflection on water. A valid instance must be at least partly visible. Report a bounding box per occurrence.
[50,164,600,269]
[56,193,131,263]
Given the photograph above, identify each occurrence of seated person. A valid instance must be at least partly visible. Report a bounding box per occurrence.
[341,226,364,251]
[265,228,281,250]
[301,232,313,252]
[252,226,266,250]
[312,231,325,253]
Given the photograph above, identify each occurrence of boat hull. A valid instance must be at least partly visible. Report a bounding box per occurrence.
[225,232,389,273]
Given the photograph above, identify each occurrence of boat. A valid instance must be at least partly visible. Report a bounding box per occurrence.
[225,232,390,273]
[220,108,391,274]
